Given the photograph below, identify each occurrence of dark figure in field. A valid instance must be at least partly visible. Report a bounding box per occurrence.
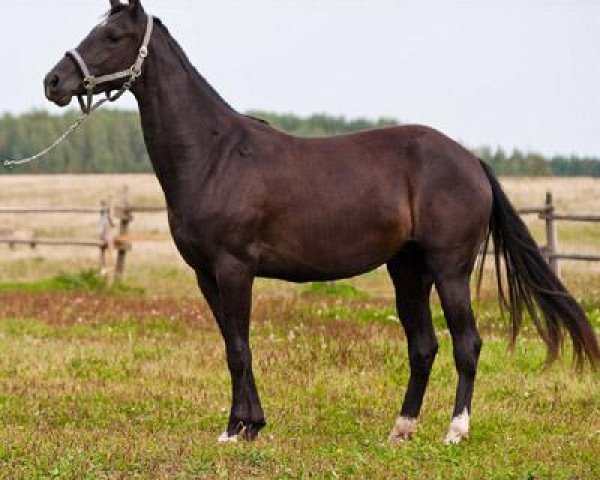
[44,0,599,444]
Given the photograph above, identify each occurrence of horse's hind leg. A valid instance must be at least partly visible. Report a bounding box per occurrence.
[430,252,482,444]
[387,244,438,443]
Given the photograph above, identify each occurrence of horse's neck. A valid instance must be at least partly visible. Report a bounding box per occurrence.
[132,21,238,204]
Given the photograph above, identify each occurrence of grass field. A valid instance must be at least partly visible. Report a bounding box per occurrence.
[0,284,597,479]
[0,175,598,478]
[0,284,600,479]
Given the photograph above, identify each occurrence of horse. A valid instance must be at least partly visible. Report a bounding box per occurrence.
[44,0,599,444]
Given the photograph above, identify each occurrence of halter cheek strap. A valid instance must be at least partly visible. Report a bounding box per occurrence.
[66,14,154,114]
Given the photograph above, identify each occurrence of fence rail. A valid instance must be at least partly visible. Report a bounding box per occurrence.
[0,237,105,248]
[0,207,103,214]
[0,190,598,281]
[550,214,600,223]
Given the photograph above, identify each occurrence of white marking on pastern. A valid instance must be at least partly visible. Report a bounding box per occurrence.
[444,408,470,444]
[217,431,239,443]
[388,416,417,444]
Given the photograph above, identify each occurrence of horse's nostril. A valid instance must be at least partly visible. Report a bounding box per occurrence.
[44,72,63,101]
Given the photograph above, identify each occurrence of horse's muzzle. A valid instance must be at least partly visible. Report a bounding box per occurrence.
[43,58,81,107]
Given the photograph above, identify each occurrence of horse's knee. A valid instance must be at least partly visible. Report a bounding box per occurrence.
[409,338,439,376]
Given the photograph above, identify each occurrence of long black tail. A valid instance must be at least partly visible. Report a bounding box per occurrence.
[479,161,600,369]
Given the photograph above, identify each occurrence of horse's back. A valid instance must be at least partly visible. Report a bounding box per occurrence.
[245,123,492,280]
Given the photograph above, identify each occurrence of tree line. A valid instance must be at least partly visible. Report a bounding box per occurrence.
[1,109,598,176]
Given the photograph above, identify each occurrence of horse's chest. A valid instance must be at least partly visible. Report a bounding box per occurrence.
[166,208,213,267]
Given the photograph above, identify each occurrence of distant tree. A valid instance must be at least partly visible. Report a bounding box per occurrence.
[246,111,399,137]
[1,109,598,176]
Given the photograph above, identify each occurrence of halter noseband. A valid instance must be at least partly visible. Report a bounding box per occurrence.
[66,14,154,114]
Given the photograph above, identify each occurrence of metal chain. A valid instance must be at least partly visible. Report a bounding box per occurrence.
[3,115,86,167]
[2,83,130,168]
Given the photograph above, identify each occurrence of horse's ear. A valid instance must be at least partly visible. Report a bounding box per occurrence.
[128,0,143,12]
[109,0,121,7]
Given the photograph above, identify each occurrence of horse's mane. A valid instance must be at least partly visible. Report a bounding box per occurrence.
[154,18,273,125]
[109,6,238,114]
[153,18,238,114]
[108,7,272,126]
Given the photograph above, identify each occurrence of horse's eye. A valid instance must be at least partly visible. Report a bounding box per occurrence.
[106,31,121,43]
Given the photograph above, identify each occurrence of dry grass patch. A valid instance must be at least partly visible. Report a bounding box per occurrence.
[0,175,598,297]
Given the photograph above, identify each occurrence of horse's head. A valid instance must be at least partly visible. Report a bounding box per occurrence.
[44,0,149,107]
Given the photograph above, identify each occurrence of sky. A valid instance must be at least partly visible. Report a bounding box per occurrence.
[1,0,599,157]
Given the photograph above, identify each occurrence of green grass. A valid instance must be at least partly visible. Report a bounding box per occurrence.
[303,281,370,300]
[0,291,597,479]
[0,269,143,295]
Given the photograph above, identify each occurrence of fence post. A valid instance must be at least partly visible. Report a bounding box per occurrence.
[543,191,560,278]
[98,199,109,277]
[115,188,132,283]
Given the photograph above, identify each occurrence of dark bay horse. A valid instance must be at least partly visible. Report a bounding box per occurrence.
[44,0,599,444]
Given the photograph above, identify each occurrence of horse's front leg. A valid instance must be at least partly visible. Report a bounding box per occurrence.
[198,258,265,442]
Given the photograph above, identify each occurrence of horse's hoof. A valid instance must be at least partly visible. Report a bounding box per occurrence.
[242,425,260,441]
[444,408,470,445]
[217,431,239,443]
[388,416,417,444]
[444,432,468,445]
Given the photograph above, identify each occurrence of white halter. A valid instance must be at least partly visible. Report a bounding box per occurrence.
[66,14,154,113]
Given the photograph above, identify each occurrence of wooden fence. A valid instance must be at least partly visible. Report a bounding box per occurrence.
[0,191,160,282]
[515,192,600,277]
[0,190,598,281]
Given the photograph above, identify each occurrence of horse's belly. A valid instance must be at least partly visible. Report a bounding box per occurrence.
[256,214,410,282]
[256,258,385,283]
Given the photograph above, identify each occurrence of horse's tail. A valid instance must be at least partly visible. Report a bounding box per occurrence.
[478,160,600,369]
